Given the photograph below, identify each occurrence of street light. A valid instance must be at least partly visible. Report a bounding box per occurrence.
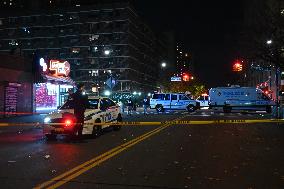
[161,62,166,68]
[266,39,280,118]
[104,50,110,55]
[266,40,273,45]
[104,90,111,96]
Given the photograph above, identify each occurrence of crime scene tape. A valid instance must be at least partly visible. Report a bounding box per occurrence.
[1,119,284,127]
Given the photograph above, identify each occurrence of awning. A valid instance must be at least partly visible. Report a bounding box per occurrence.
[42,74,75,85]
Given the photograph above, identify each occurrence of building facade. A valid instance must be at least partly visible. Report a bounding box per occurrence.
[176,44,194,81]
[240,0,284,100]
[0,53,33,117]
[0,2,166,94]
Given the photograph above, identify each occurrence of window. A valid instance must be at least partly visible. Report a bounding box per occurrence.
[179,95,189,100]
[100,99,108,110]
[152,94,165,100]
[71,48,80,53]
[88,99,99,109]
[171,95,177,100]
[60,99,74,109]
[165,94,170,100]
[105,98,116,107]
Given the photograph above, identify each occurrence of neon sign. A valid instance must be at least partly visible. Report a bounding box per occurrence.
[49,59,70,77]
[39,58,47,72]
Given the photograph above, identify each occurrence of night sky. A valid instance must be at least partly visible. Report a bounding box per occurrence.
[133,0,244,88]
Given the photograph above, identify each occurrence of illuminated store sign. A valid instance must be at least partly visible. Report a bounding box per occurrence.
[49,59,70,77]
[39,58,70,77]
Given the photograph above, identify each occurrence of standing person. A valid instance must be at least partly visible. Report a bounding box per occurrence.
[127,97,133,115]
[143,96,148,115]
[72,83,89,140]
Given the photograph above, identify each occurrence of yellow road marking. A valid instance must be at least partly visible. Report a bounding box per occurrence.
[47,126,168,189]
[34,116,186,189]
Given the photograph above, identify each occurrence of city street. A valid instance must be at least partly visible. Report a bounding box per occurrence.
[0,109,283,189]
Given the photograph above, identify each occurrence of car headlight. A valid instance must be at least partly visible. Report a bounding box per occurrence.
[44,117,51,123]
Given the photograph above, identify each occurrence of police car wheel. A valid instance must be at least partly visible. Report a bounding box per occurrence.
[92,119,102,137]
[46,134,57,141]
[187,105,195,112]
[156,105,164,112]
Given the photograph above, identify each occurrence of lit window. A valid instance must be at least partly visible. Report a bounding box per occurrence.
[4,2,7,5]
[72,48,80,53]
[281,9,284,15]
[93,46,98,52]
[9,40,18,46]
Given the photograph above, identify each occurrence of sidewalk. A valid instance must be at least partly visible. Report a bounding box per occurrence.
[0,114,45,134]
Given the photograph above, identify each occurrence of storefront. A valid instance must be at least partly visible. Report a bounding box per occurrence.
[35,58,74,113]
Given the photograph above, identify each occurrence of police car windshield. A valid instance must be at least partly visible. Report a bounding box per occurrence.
[60,99,99,109]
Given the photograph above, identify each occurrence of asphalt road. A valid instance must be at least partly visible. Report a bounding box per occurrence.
[0,109,283,189]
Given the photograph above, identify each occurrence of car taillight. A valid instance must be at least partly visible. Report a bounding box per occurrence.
[65,119,73,127]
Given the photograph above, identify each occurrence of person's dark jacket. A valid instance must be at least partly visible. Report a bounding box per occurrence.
[73,90,89,116]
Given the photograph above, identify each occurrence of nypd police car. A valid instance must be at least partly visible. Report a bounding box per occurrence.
[150,93,200,112]
[43,96,122,140]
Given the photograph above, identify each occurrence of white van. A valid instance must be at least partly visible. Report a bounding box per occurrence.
[209,86,275,113]
[150,93,200,112]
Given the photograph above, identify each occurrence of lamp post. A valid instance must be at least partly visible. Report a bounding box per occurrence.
[267,39,280,118]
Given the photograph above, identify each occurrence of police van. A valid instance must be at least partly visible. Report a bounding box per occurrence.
[150,93,200,112]
[209,86,275,113]
[43,96,122,140]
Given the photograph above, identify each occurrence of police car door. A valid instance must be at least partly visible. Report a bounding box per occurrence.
[170,94,179,109]
[163,94,171,109]
[105,98,118,122]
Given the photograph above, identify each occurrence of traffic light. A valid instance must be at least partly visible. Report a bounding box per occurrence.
[182,73,190,81]
[232,60,243,72]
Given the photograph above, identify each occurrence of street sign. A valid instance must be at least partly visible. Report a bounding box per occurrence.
[171,77,182,81]
[106,77,116,89]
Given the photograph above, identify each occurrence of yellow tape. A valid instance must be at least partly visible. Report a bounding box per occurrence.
[1,119,284,127]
